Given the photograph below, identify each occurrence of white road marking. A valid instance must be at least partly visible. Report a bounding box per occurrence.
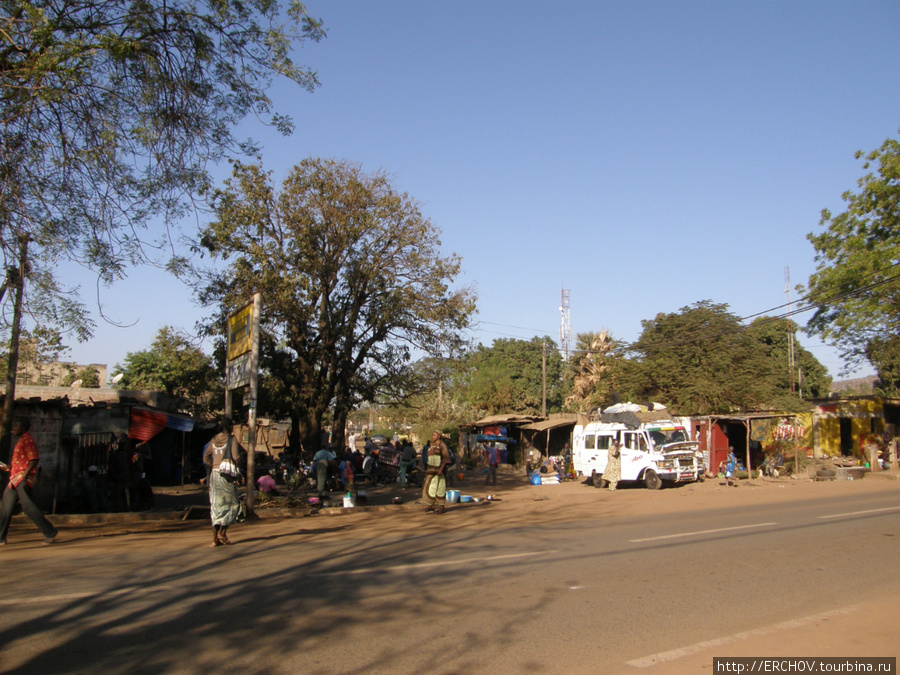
[819,506,900,519]
[626,606,859,668]
[310,550,558,576]
[629,522,777,543]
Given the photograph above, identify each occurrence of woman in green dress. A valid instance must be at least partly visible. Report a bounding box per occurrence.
[203,416,243,546]
[422,430,451,514]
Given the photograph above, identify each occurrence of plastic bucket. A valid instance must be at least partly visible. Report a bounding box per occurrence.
[446,489,460,504]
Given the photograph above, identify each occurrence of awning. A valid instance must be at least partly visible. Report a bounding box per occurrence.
[477,434,511,443]
[129,406,195,442]
[472,414,542,426]
[521,418,577,432]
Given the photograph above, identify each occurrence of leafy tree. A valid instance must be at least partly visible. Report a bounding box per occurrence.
[563,330,625,412]
[61,365,101,388]
[382,356,476,448]
[866,335,900,396]
[197,159,476,454]
[623,301,802,414]
[1,0,325,344]
[804,132,900,369]
[114,326,222,416]
[746,317,831,399]
[455,337,563,416]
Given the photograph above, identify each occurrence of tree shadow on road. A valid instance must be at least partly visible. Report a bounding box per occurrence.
[0,506,571,675]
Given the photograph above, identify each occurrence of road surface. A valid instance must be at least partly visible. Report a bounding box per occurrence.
[0,475,897,674]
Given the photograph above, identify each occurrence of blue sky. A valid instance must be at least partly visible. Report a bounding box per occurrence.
[65,0,899,380]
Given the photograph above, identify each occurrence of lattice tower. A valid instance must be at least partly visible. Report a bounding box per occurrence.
[559,288,572,361]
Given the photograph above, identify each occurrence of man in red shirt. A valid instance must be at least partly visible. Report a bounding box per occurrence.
[0,417,59,545]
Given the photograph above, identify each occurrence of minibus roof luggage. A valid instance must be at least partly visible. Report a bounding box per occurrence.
[598,410,673,428]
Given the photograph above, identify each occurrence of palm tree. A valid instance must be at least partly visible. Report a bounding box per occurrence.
[565,330,620,412]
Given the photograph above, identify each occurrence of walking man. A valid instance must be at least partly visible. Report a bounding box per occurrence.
[0,418,59,545]
[398,439,417,488]
[484,442,500,486]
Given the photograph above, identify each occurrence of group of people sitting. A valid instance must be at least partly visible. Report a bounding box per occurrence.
[306,436,422,496]
[252,433,470,507]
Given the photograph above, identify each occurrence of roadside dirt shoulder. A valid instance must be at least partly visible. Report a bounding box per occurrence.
[441,467,900,525]
[4,469,897,552]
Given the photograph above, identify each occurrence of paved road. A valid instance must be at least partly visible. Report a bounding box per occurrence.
[1,481,898,674]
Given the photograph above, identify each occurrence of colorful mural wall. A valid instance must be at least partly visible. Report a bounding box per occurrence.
[812,398,885,458]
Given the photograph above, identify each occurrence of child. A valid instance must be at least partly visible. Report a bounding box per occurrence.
[725,447,738,487]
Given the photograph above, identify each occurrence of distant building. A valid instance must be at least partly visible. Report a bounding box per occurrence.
[15,361,107,388]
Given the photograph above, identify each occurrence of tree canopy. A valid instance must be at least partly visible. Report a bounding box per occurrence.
[454,337,563,416]
[563,330,624,413]
[114,326,221,416]
[746,317,831,400]
[622,301,820,414]
[804,132,900,369]
[198,158,476,453]
[0,0,325,352]
[865,335,900,396]
[381,355,476,446]
[60,365,100,389]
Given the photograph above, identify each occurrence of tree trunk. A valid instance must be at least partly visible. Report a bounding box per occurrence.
[1,237,28,464]
[301,426,322,456]
[295,408,323,458]
[289,416,302,458]
[332,408,348,452]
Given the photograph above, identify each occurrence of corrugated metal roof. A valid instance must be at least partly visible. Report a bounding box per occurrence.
[699,412,802,422]
[472,414,542,426]
[521,418,577,432]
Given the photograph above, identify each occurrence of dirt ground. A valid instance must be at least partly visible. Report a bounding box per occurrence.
[8,464,900,543]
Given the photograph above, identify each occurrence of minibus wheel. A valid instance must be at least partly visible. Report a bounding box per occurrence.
[644,470,662,490]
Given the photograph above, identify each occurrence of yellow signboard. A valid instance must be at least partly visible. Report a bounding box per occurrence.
[227,302,253,361]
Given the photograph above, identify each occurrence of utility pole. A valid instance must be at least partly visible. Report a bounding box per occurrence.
[1,236,29,464]
[785,267,796,395]
[541,340,547,417]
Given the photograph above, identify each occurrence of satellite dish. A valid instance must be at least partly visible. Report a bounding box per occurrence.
[70,379,83,389]
[111,373,124,385]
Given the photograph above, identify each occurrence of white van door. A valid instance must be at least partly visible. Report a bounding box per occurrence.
[573,428,599,475]
[621,431,648,480]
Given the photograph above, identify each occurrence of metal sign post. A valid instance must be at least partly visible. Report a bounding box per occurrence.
[225,294,261,517]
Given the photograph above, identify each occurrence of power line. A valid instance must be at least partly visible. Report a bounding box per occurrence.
[737,261,900,322]
[466,263,900,356]
[627,271,900,354]
[477,320,555,335]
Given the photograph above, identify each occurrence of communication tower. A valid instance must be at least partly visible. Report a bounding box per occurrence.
[559,288,572,361]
